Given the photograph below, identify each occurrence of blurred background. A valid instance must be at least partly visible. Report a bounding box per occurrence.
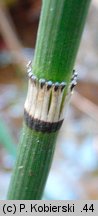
[0,0,98,200]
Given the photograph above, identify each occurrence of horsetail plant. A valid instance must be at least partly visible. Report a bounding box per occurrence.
[7,0,91,200]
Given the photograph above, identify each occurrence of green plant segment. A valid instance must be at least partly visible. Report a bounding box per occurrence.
[7,0,91,200]
[7,123,57,199]
[33,0,91,83]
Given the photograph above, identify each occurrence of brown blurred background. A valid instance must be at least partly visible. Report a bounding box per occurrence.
[0,0,98,199]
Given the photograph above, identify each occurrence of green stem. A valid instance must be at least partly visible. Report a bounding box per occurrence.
[7,0,91,200]
[33,0,91,83]
[7,123,58,199]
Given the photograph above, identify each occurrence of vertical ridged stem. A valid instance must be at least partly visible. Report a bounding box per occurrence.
[7,0,91,200]
[33,0,91,83]
[7,124,58,199]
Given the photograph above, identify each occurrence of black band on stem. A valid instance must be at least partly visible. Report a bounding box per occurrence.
[24,109,63,133]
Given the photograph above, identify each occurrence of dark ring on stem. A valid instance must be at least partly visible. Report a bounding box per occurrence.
[24,109,63,133]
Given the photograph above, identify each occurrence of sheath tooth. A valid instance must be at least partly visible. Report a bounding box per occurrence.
[74,72,78,77]
[73,70,77,76]
[60,79,75,120]
[28,72,33,78]
[53,89,62,122]
[26,60,32,69]
[29,81,39,117]
[34,79,45,119]
[40,79,46,89]
[53,82,60,121]
[71,70,78,81]
[46,81,53,89]
[47,83,59,122]
[31,75,37,84]
[41,81,52,121]
[28,75,38,113]
[54,82,66,121]
[54,82,59,91]
[27,67,32,74]
[24,79,31,111]
[70,80,77,92]
[60,89,71,120]
[72,69,76,74]
[61,82,66,91]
